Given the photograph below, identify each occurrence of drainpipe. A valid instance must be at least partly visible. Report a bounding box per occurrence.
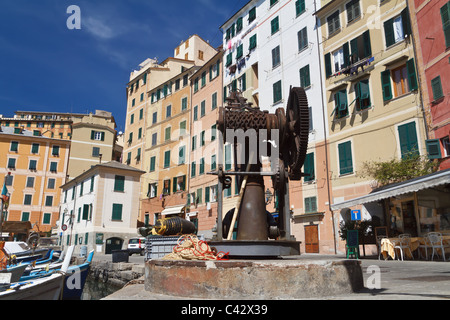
[314,0,337,254]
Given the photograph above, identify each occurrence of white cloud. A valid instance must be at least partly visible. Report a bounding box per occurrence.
[83,16,116,40]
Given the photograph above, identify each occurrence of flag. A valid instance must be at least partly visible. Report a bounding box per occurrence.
[1,184,9,209]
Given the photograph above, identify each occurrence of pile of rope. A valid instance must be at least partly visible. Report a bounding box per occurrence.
[162,235,229,261]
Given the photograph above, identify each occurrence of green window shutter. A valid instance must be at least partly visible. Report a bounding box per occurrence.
[31,143,39,154]
[305,196,317,213]
[211,154,217,171]
[441,2,450,47]
[112,204,123,221]
[303,153,315,182]
[191,161,196,177]
[300,65,310,88]
[82,204,89,220]
[426,139,442,159]
[363,30,372,57]
[205,187,210,203]
[398,122,419,159]
[343,42,350,68]
[90,176,95,192]
[179,146,185,165]
[271,17,279,35]
[173,177,178,193]
[249,7,256,22]
[401,8,411,37]
[164,151,171,168]
[236,44,243,60]
[226,53,232,67]
[150,156,156,172]
[114,175,125,192]
[338,141,353,175]
[325,53,332,78]
[249,34,257,51]
[45,196,53,207]
[384,18,395,47]
[406,58,418,91]
[431,76,444,101]
[196,188,203,204]
[50,162,57,172]
[43,213,51,225]
[273,80,282,103]
[21,212,30,222]
[296,0,306,15]
[381,70,393,101]
[350,37,358,62]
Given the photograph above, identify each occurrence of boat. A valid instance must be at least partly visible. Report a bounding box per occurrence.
[0,246,74,300]
[3,242,48,263]
[0,264,28,282]
[20,249,94,300]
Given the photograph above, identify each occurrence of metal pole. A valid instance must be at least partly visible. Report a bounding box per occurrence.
[216,167,223,240]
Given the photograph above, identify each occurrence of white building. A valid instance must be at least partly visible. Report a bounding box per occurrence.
[220,0,333,254]
[58,161,144,255]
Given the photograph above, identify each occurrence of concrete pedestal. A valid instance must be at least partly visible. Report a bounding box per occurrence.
[145,258,363,299]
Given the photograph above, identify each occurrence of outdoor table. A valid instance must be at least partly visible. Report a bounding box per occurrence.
[380,237,421,260]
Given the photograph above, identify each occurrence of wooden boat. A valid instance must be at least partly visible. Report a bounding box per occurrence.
[0,264,28,282]
[20,249,94,300]
[0,246,74,300]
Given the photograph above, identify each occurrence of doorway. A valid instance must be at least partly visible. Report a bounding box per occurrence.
[105,237,123,254]
[304,225,319,253]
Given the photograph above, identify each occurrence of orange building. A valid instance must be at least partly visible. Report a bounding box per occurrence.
[0,125,70,236]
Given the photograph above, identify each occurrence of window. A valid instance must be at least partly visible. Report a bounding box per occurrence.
[332,89,348,119]
[139,108,143,120]
[270,0,278,6]
[152,133,157,146]
[346,0,360,23]
[194,78,199,92]
[236,44,243,60]
[199,158,205,175]
[92,147,100,157]
[79,181,84,196]
[384,9,411,48]
[179,146,186,165]
[298,27,308,51]
[338,141,353,175]
[303,153,315,182]
[165,127,171,141]
[52,145,60,156]
[426,139,442,159]
[238,74,246,92]
[191,136,197,152]
[440,2,450,47]
[180,120,187,136]
[148,183,157,198]
[201,101,206,117]
[200,131,206,146]
[349,31,372,64]
[91,131,105,141]
[332,48,345,74]
[304,197,317,213]
[82,204,90,220]
[7,158,16,169]
[21,212,30,222]
[201,71,207,87]
[249,34,257,51]
[10,141,18,152]
[381,59,418,101]
[273,80,282,103]
[211,124,217,141]
[112,204,123,221]
[236,17,243,33]
[225,144,232,171]
[24,194,32,205]
[296,0,306,16]
[442,136,450,157]
[26,176,34,188]
[164,151,171,168]
[249,7,256,23]
[193,106,198,121]
[29,160,37,171]
[114,175,125,192]
[196,188,203,204]
[150,156,156,172]
[191,161,196,177]
[212,92,217,110]
[43,213,51,225]
[166,105,172,118]
[327,10,340,35]
[271,16,279,35]
[181,97,188,111]
[173,175,186,192]
[138,128,142,140]
[132,99,135,107]
[299,65,310,88]
[354,79,371,111]
[211,154,217,171]
[198,50,204,61]
[90,176,95,192]
[398,122,419,159]
[431,76,444,101]
[163,179,171,195]
[31,143,39,154]
[140,93,144,102]
[49,162,58,172]
[45,196,53,207]
[226,53,232,67]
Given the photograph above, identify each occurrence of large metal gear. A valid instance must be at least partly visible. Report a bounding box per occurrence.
[283,87,310,180]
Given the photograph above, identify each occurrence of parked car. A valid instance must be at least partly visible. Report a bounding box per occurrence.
[127,237,146,256]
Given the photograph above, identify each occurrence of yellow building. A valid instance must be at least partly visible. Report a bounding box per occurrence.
[0,125,70,236]
[316,0,428,252]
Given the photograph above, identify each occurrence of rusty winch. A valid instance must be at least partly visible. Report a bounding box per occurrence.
[208,87,309,257]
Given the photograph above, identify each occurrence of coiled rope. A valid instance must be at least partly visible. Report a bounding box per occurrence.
[162,235,229,261]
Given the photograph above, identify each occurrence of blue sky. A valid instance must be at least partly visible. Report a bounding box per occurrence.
[0,0,248,132]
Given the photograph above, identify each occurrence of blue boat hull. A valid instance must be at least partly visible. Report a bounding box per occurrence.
[61,263,90,300]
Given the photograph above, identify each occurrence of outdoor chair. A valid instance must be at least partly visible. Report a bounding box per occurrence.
[376,235,387,260]
[397,234,414,260]
[427,232,450,261]
[418,236,431,260]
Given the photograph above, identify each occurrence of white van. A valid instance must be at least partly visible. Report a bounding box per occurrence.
[127,237,146,256]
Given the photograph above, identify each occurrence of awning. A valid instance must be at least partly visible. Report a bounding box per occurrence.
[161,205,185,216]
[331,169,450,211]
